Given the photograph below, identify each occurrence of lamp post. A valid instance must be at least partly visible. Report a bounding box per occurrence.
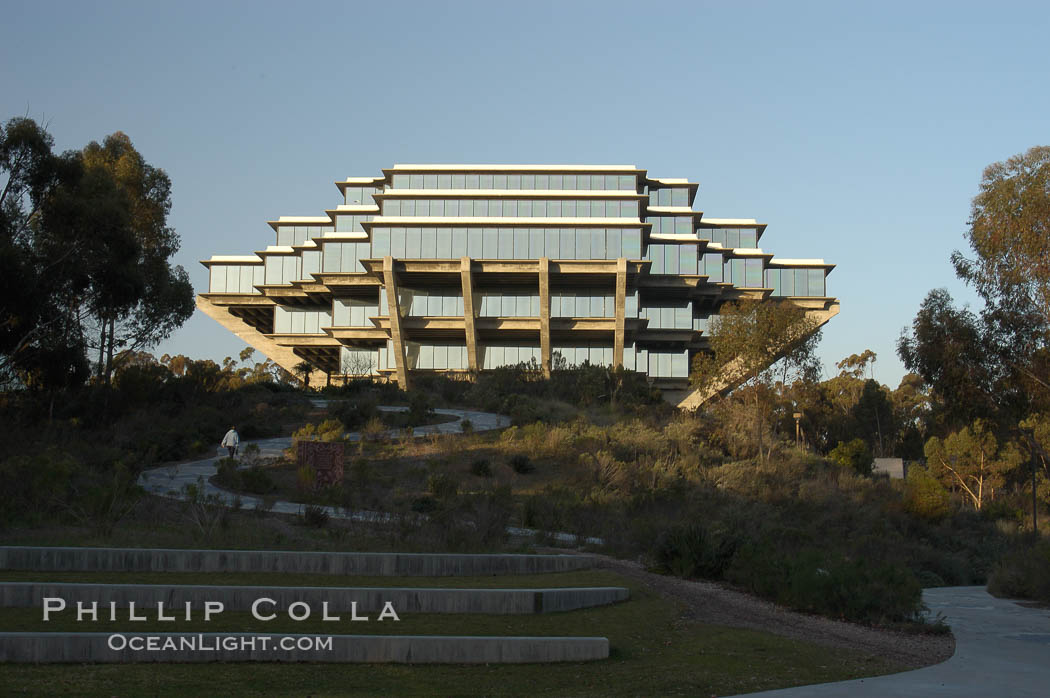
[793,412,802,450]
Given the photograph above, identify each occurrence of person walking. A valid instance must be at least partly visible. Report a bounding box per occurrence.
[221,426,240,458]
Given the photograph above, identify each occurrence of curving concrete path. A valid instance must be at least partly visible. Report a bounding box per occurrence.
[734,586,1050,698]
[137,406,600,545]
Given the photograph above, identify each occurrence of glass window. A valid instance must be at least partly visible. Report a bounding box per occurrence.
[469,229,484,258]
[438,174,451,189]
[391,228,407,258]
[210,265,227,293]
[745,258,763,287]
[513,229,529,259]
[535,174,549,189]
[481,228,498,258]
[606,228,621,259]
[767,269,781,295]
[393,174,409,188]
[619,175,635,190]
[531,200,545,217]
[507,174,521,190]
[430,199,445,216]
[475,199,489,216]
[591,175,604,190]
[680,244,697,274]
[809,269,825,296]
[371,228,390,258]
[794,269,808,296]
[466,174,480,189]
[521,174,535,190]
[460,199,475,216]
[410,174,423,189]
[435,228,452,258]
[665,244,679,274]
[401,200,415,216]
[424,174,438,188]
[562,200,577,217]
[563,174,576,190]
[406,227,422,258]
[591,201,605,217]
[421,228,437,258]
[781,268,795,295]
[504,200,518,217]
[675,217,691,234]
[451,228,466,258]
[649,244,665,274]
[672,189,688,206]
[283,255,297,281]
[384,199,401,216]
[452,174,465,189]
[415,199,429,216]
[480,174,493,189]
[560,228,575,258]
[576,229,591,259]
[591,229,605,259]
[740,228,757,248]
[623,228,641,258]
[726,229,740,248]
[529,228,544,258]
[605,175,618,190]
[498,229,514,259]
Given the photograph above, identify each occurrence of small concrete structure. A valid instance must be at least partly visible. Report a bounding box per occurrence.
[873,458,906,479]
[0,632,609,663]
[0,582,628,614]
[0,547,596,576]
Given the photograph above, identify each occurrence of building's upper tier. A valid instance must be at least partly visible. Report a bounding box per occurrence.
[336,164,699,208]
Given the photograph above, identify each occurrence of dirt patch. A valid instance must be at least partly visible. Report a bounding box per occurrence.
[576,551,955,669]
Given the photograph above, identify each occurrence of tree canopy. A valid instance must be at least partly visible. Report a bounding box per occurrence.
[0,117,193,389]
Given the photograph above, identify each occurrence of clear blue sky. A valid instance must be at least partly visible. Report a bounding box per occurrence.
[3,1,1047,388]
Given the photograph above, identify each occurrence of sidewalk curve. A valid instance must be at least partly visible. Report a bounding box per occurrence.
[733,586,1050,698]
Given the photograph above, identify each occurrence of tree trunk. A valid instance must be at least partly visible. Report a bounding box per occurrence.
[104,317,115,385]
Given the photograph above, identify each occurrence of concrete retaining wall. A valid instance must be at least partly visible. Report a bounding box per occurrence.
[0,632,609,663]
[0,547,595,576]
[1,582,628,614]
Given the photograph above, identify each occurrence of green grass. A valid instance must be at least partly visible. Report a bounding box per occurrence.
[0,571,902,696]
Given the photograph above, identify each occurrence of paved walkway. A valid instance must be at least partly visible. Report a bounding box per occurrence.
[138,405,599,545]
[735,586,1050,698]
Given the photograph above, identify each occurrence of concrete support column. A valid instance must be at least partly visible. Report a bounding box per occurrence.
[613,257,627,368]
[460,257,480,372]
[538,257,552,377]
[382,256,410,390]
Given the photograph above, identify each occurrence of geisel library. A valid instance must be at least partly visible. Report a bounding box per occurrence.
[198,165,839,407]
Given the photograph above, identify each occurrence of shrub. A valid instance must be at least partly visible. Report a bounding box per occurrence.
[988,540,1050,604]
[469,458,492,477]
[651,524,740,579]
[428,473,459,499]
[214,457,240,489]
[509,453,534,474]
[328,398,377,431]
[240,466,276,494]
[903,464,951,522]
[460,418,473,433]
[829,438,874,476]
[301,504,330,528]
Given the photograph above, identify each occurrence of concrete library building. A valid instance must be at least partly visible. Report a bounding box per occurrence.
[199,165,838,407]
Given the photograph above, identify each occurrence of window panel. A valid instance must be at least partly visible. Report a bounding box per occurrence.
[451,228,467,257]
[808,269,825,296]
[468,229,484,258]
[438,174,451,189]
[781,268,795,295]
[421,227,437,258]
[590,229,605,259]
[576,229,591,258]
[680,244,697,274]
[560,228,575,258]
[794,269,808,296]
[406,227,422,258]
[623,228,641,258]
[498,229,513,259]
[507,174,520,190]
[529,228,544,258]
[393,174,409,188]
[545,228,559,258]
[521,174,535,190]
[423,174,437,189]
[210,265,227,293]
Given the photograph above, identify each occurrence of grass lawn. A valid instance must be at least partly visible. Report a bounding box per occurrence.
[0,568,904,696]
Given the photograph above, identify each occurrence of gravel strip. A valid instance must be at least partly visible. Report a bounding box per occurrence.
[580,552,955,669]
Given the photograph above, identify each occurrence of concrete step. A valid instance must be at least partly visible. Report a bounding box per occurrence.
[0,632,609,663]
[2,582,629,614]
[0,547,595,576]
